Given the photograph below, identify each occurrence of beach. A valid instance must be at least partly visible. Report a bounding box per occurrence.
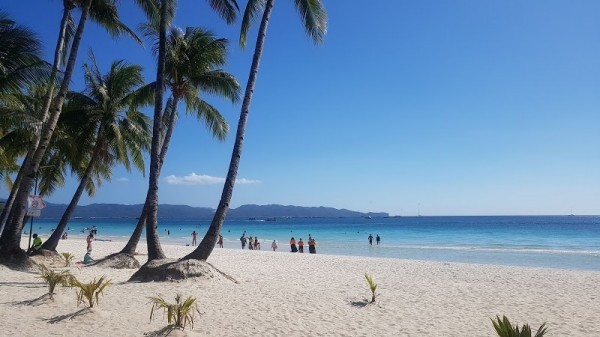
[0,237,599,336]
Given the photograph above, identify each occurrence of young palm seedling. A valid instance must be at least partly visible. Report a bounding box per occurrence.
[364,273,378,303]
[38,264,73,299]
[492,315,548,337]
[62,253,74,267]
[149,294,200,330]
[70,276,111,308]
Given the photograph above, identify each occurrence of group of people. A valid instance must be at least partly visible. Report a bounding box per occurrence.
[368,233,381,245]
[290,235,316,254]
[240,233,261,250]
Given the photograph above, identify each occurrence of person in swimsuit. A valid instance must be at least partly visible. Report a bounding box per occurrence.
[298,238,304,253]
[290,237,297,252]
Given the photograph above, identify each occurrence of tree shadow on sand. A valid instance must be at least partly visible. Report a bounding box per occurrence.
[46,308,94,324]
[144,325,195,337]
[12,293,56,306]
[349,299,370,308]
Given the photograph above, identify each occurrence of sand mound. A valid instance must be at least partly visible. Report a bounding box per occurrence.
[29,249,66,267]
[129,258,238,283]
[94,253,141,269]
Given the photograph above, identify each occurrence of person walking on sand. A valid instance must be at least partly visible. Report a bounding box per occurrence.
[271,240,278,251]
[376,234,381,245]
[290,237,298,252]
[218,234,224,248]
[308,237,316,254]
[298,238,304,253]
[192,231,197,246]
[368,233,373,245]
[240,233,246,249]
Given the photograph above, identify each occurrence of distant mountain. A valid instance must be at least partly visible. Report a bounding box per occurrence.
[34,202,387,219]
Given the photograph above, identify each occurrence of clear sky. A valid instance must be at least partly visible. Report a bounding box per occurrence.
[3,1,600,216]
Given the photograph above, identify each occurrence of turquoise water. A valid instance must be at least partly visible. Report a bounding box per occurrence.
[28,216,600,271]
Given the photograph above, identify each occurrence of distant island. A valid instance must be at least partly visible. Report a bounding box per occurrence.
[30,202,388,219]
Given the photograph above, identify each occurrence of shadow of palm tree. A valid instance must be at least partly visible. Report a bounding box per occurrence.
[0,281,44,289]
[46,308,92,324]
[349,299,369,308]
[144,325,185,336]
[12,293,54,306]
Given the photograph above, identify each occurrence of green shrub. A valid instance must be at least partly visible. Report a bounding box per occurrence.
[364,273,377,303]
[149,294,200,330]
[70,276,111,308]
[61,253,74,267]
[38,264,72,299]
[492,315,548,337]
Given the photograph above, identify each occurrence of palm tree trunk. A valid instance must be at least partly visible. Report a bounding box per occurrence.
[120,96,178,255]
[183,0,275,261]
[0,149,31,234]
[121,95,178,255]
[40,133,102,251]
[145,0,169,261]
[0,8,70,236]
[0,0,93,256]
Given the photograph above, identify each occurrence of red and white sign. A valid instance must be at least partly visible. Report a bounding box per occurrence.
[27,195,46,217]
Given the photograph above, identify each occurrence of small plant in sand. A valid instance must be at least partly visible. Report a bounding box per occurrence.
[61,252,74,267]
[492,315,548,337]
[38,264,73,299]
[364,273,377,303]
[149,294,200,330]
[70,275,111,308]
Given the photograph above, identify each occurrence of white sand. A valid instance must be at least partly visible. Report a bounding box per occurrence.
[0,237,599,336]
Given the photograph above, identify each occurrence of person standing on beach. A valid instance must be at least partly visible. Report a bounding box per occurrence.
[218,234,224,248]
[376,234,380,245]
[86,233,94,251]
[271,240,278,251]
[240,233,246,249]
[192,231,197,246]
[248,236,254,250]
[298,238,304,253]
[254,236,260,250]
[308,238,316,254]
[290,237,297,252]
[368,234,373,245]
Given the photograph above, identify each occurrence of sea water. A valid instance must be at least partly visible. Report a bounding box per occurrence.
[27,216,600,271]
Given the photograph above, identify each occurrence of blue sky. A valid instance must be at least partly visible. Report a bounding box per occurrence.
[3,1,600,216]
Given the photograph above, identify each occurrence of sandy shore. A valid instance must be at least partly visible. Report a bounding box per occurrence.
[0,237,599,336]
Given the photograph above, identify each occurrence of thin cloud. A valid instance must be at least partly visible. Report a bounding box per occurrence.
[165,173,260,186]
[116,177,129,182]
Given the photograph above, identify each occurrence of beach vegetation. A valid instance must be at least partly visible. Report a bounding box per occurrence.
[39,53,152,252]
[70,275,111,308]
[182,0,328,262]
[61,252,74,267]
[0,0,142,261]
[121,18,239,259]
[38,264,73,299]
[492,315,548,337]
[364,273,377,303]
[149,293,200,330]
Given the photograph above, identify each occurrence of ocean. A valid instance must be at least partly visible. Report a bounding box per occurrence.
[26,215,600,271]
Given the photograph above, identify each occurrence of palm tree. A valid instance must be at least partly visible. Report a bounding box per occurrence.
[136,0,239,262]
[0,0,143,259]
[183,0,327,260]
[0,11,47,95]
[117,26,239,257]
[40,56,152,252]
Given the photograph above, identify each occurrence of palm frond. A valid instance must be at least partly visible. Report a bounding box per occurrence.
[293,0,328,45]
[239,0,266,48]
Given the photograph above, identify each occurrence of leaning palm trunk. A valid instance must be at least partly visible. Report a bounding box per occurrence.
[120,95,178,255]
[40,135,103,252]
[0,149,30,234]
[0,8,69,235]
[0,0,93,256]
[144,0,169,261]
[183,0,275,261]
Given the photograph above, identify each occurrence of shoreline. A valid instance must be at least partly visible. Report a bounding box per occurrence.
[0,238,599,336]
